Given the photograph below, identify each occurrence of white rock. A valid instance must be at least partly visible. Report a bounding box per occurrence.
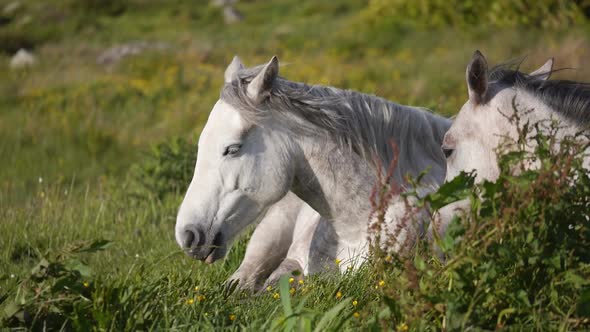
[97,41,169,65]
[3,1,21,15]
[211,0,237,7]
[9,49,36,69]
[223,6,244,24]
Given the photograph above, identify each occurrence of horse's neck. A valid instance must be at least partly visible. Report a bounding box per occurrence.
[291,138,375,241]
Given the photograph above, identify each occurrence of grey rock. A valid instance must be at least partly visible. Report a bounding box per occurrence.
[3,1,21,16]
[211,0,237,7]
[223,6,244,24]
[97,41,169,65]
[9,49,36,69]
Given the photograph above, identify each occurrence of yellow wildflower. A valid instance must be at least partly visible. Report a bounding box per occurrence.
[335,258,342,265]
[352,300,358,306]
[298,279,304,285]
[197,295,206,302]
[396,322,409,331]
[83,281,89,288]
[229,314,236,321]
[273,292,280,299]
[289,287,296,295]
[186,298,194,305]
[353,312,360,318]
[347,265,353,272]
[194,286,199,291]
[288,277,295,284]
[336,291,342,299]
[266,285,272,292]
[378,280,386,287]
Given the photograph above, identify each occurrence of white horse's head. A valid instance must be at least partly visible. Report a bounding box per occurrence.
[442,50,554,182]
[175,56,295,263]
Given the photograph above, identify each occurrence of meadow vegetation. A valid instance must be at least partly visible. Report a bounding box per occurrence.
[1,0,590,330]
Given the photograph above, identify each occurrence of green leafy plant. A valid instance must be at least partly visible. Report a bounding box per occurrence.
[371,111,590,329]
[2,240,112,329]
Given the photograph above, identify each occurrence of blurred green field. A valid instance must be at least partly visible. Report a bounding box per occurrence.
[1,0,590,330]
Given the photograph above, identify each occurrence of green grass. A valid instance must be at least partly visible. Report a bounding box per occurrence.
[1,0,590,330]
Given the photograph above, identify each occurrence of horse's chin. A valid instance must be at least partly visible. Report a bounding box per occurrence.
[204,254,216,264]
[204,250,219,264]
[203,245,227,264]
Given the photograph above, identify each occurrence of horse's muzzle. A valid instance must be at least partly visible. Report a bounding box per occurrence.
[182,230,225,263]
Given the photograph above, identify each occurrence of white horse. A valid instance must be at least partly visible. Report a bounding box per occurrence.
[433,50,590,235]
[175,56,451,290]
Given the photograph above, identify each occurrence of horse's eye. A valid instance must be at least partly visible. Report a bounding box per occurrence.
[441,146,454,159]
[223,144,242,156]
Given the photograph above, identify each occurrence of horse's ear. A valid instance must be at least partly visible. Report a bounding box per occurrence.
[224,56,244,83]
[530,58,554,81]
[247,56,279,103]
[466,50,488,105]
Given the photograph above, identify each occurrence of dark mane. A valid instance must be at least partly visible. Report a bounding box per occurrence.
[489,62,590,127]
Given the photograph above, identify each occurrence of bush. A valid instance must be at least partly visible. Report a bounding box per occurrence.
[67,0,127,16]
[370,116,590,329]
[361,0,589,30]
[129,138,196,201]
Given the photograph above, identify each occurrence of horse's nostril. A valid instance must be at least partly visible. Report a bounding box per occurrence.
[182,229,197,248]
[180,226,206,249]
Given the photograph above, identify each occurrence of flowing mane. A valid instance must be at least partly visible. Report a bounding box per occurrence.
[489,62,590,128]
[221,64,452,184]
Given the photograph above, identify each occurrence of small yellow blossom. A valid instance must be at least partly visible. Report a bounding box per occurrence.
[336,291,342,299]
[288,277,295,284]
[229,314,236,321]
[289,287,296,295]
[298,279,304,285]
[194,286,199,291]
[335,258,342,265]
[385,255,393,263]
[353,312,360,318]
[352,300,358,306]
[186,298,194,305]
[347,265,353,272]
[301,287,308,293]
[378,280,386,287]
[273,292,280,299]
[197,295,206,302]
[83,281,89,288]
[266,285,272,292]
[396,322,409,331]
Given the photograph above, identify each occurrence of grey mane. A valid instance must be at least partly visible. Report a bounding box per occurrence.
[489,62,590,128]
[221,64,452,185]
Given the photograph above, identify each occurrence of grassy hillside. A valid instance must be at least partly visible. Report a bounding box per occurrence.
[1,0,590,330]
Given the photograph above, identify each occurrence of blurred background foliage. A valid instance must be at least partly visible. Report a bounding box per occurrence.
[2,0,590,202]
[1,0,590,329]
[362,0,590,29]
